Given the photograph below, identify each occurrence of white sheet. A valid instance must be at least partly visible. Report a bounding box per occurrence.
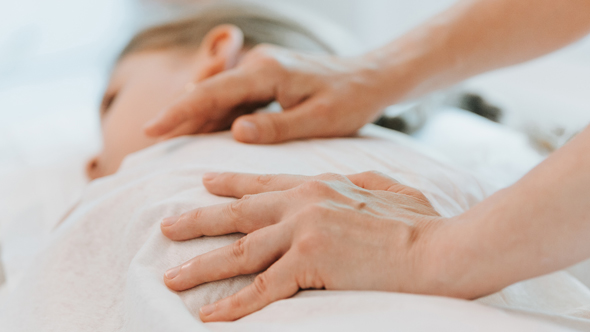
[0,125,588,331]
[412,107,546,188]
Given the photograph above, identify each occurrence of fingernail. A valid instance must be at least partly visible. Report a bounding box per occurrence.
[238,120,259,142]
[161,216,180,227]
[165,266,181,279]
[202,172,219,181]
[200,303,216,316]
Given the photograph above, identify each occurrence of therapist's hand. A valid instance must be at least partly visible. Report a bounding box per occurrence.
[161,171,452,322]
[144,45,397,144]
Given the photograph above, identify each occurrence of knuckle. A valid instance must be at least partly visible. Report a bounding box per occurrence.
[258,57,280,72]
[317,173,348,182]
[280,205,313,233]
[189,208,203,221]
[247,46,290,83]
[362,170,388,180]
[293,204,333,228]
[229,292,245,310]
[385,182,404,193]
[295,231,328,256]
[241,194,254,202]
[231,236,249,264]
[409,189,430,204]
[253,51,281,71]
[410,189,428,201]
[396,184,427,202]
[298,180,332,196]
[254,174,274,187]
[224,172,241,185]
[252,273,270,298]
[389,184,435,211]
[226,200,243,222]
[312,99,334,118]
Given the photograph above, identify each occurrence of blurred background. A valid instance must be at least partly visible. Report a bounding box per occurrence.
[0,0,457,171]
[1,0,590,228]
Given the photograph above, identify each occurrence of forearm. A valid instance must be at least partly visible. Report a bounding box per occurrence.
[432,125,590,298]
[365,0,590,104]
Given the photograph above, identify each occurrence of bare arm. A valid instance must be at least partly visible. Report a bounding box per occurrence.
[145,0,590,143]
[372,0,590,102]
[432,125,590,298]
[397,1,590,288]
[157,126,590,321]
[149,0,590,321]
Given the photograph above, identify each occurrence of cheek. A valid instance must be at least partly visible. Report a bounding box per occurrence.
[98,114,147,176]
[97,61,194,176]
[98,86,189,175]
[98,99,162,176]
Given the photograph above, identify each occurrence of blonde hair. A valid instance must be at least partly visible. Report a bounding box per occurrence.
[119,2,359,61]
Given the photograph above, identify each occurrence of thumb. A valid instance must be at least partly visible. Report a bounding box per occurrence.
[347,171,430,202]
[231,100,333,144]
[347,171,401,191]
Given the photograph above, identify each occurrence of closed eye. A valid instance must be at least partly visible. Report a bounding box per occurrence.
[100,91,117,116]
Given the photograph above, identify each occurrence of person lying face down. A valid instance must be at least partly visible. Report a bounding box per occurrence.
[86,3,338,179]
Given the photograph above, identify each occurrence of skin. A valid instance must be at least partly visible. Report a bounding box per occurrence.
[163,127,590,322]
[150,0,590,323]
[161,172,445,321]
[87,25,246,179]
[86,21,458,323]
[145,0,590,144]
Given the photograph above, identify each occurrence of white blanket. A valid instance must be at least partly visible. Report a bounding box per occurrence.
[1,125,588,331]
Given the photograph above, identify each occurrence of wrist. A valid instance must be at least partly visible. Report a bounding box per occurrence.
[418,191,529,300]
[359,23,459,106]
[411,214,496,299]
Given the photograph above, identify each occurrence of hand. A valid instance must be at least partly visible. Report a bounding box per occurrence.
[144,44,398,144]
[160,171,451,322]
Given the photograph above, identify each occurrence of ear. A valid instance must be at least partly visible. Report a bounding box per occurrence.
[85,155,102,180]
[194,24,244,81]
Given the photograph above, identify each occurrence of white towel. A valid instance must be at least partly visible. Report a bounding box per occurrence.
[0,125,585,331]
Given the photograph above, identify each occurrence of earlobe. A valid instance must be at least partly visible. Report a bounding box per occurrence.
[86,156,102,180]
[196,24,244,79]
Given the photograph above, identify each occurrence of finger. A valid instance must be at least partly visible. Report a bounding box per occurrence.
[347,171,429,201]
[144,68,275,138]
[199,252,300,322]
[153,102,271,140]
[346,171,400,191]
[164,223,292,292]
[203,172,311,198]
[231,97,341,144]
[161,190,292,241]
[158,117,208,140]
